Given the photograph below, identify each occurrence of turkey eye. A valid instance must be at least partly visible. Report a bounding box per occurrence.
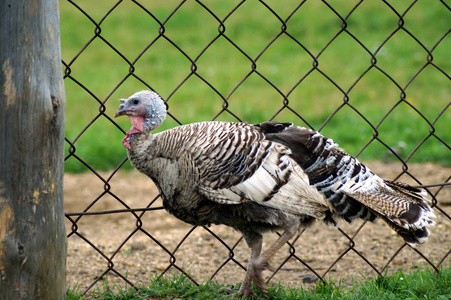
[132,99,140,105]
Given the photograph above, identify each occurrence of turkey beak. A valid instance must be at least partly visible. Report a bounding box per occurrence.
[114,99,129,118]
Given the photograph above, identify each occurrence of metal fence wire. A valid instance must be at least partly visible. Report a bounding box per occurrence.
[62,0,451,295]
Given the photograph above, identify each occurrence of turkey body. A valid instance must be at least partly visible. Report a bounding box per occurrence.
[115,91,435,298]
[129,122,324,235]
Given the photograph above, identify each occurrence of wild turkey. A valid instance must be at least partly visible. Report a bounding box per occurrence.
[114,90,435,298]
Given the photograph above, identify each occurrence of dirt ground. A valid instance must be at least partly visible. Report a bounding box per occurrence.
[64,161,451,293]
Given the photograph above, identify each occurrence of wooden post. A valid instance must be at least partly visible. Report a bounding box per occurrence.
[0,0,66,299]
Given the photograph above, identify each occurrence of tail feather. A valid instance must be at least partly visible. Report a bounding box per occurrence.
[348,180,435,245]
[379,214,431,245]
[259,122,435,245]
[384,181,435,245]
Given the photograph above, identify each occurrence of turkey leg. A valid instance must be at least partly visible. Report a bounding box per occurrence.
[239,221,299,298]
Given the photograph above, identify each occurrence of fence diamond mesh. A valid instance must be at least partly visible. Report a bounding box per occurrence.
[61,0,451,294]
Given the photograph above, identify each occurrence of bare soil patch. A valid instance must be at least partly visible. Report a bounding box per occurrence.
[65,161,451,292]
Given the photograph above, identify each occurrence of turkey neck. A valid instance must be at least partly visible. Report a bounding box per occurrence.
[126,129,204,215]
[127,130,158,173]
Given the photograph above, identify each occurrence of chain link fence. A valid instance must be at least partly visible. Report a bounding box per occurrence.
[61,0,451,295]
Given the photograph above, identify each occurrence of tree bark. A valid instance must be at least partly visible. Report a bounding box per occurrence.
[0,0,66,299]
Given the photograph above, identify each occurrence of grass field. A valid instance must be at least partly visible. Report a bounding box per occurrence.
[60,0,451,172]
[67,263,451,299]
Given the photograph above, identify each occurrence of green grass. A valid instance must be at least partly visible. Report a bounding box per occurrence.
[67,263,451,299]
[60,1,451,172]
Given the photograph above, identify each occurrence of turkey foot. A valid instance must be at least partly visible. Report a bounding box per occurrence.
[238,257,272,298]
